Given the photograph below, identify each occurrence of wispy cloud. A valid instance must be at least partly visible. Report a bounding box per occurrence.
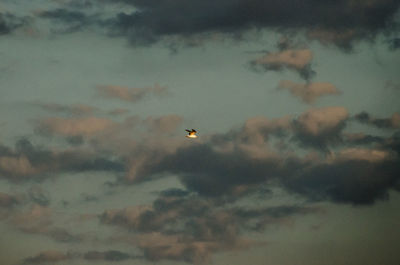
[0,12,29,35]
[354,111,400,129]
[100,191,320,263]
[22,250,73,264]
[277,80,340,103]
[97,84,168,102]
[35,102,98,116]
[250,49,315,80]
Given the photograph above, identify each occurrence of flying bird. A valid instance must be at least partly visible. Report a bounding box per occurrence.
[185,129,198,138]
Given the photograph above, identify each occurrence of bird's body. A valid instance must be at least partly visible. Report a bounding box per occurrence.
[185,129,198,138]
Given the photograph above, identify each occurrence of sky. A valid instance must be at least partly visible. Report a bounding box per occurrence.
[0,0,400,264]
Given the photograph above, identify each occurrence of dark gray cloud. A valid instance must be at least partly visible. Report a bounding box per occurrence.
[154,145,400,205]
[38,8,92,34]
[4,107,400,209]
[27,0,400,48]
[28,186,50,206]
[46,227,84,243]
[105,0,400,48]
[157,144,281,197]
[292,107,349,150]
[107,107,400,205]
[100,191,319,263]
[22,250,72,264]
[22,249,137,264]
[354,111,400,129]
[0,12,28,35]
[0,138,125,181]
[17,106,400,206]
[84,250,138,261]
[388,37,400,50]
[282,157,400,205]
[39,9,88,24]
[343,133,385,146]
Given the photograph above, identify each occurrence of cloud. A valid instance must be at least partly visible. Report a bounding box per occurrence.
[97,84,167,102]
[292,106,349,150]
[99,0,400,48]
[35,102,98,116]
[100,205,155,231]
[38,9,88,24]
[343,132,385,145]
[45,227,84,243]
[21,249,138,264]
[354,111,400,129]
[0,138,125,181]
[388,37,400,50]
[5,106,400,209]
[107,105,400,205]
[331,148,396,163]
[385,80,400,90]
[278,80,340,103]
[108,108,130,116]
[156,144,282,196]
[282,153,400,205]
[30,105,400,206]
[144,115,183,134]
[5,203,84,243]
[305,29,370,51]
[0,12,28,35]
[9,204,52,234]
[0,192,21,208]
[250,49,315,80]
[22,250,72,264]
[84,250,137,261]
[101,192,318,263]
[37,8,92,34]
[0,155,38,177]
[28,186,50,206]
[37,117,113,137]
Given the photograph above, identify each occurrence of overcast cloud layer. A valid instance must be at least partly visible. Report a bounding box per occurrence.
[1,1,400,265]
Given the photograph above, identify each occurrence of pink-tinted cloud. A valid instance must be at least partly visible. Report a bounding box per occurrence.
[37,117,113,137]
[22,250,72,264]
[251,49,315,80]
[295,106,349,136]
[255,49,312,69]
[0,156,38,178]
[101,194,318,263]
[36,102,98,116]
[330,148,396,163]
[10,204,52,234]
[306,29,358,50]
[97,84,167,102]
[278,80,340,103]
[0,192,21,208]
[144,114,183,134]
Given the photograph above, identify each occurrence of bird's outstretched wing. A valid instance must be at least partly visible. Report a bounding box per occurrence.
[191,129,197,133]
[185,129,191,133]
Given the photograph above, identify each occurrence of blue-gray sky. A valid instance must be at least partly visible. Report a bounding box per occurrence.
[1,1,400,264]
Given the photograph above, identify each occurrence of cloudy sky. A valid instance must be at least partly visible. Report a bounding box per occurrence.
[1,1,400,264]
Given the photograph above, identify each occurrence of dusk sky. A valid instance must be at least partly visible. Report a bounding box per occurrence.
[1,1,400,264]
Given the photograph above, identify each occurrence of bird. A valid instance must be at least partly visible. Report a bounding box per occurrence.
[185,129,198,138]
